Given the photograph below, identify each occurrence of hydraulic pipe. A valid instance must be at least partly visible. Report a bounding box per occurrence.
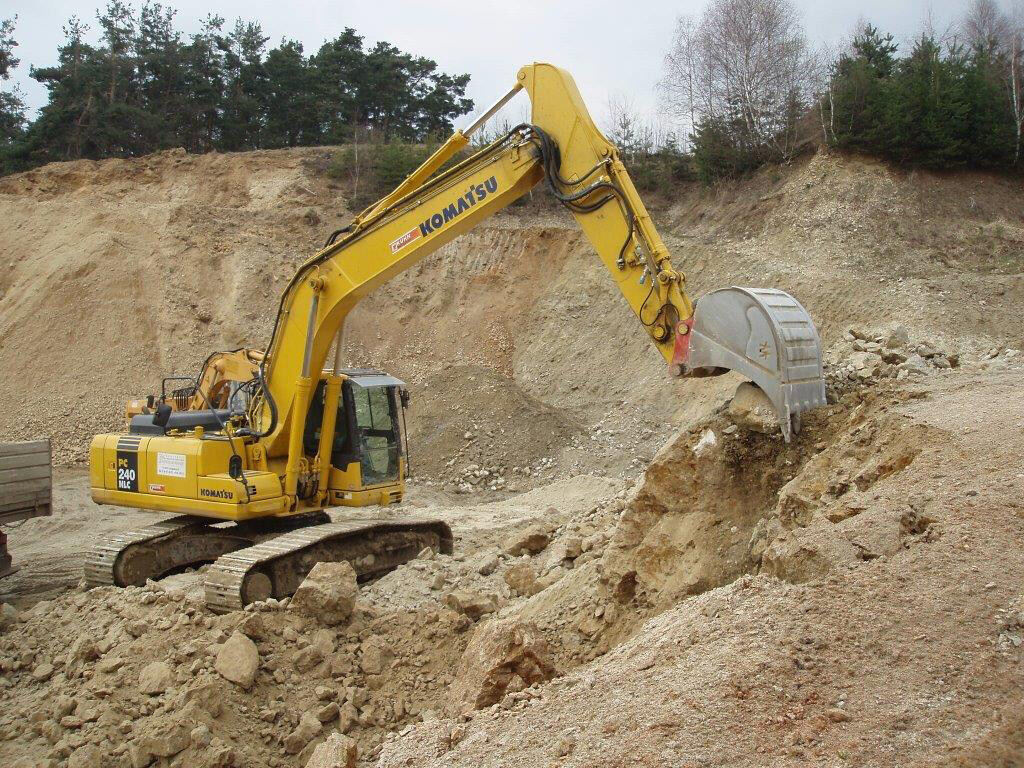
[284,289,320,501]
[316,374,342,505]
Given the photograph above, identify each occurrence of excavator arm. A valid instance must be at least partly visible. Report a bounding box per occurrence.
[252,62,825,485]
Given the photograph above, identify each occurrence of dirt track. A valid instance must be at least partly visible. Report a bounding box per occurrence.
[1,147,1023,767]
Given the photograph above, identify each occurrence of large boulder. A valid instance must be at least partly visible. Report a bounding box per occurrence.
[290,561,359,626]
[284,711,322,754]
[138,661,173,695]
[728,382,777,434]
[215,631,259,690]
[448,617,556,713]
[304,732,358,768]
[443,589,497,620]
[502,523,552,556]
[503,563,541,597]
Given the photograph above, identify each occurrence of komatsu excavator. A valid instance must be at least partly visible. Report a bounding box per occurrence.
[86,63,826,612]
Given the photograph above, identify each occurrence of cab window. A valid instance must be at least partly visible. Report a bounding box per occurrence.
[350,384,400,485]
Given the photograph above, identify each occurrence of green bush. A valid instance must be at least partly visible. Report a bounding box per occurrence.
[825,25,1021,170]
[691,117,764,185]
[328,141,439,209]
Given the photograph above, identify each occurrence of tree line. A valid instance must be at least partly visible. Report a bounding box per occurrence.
[0,3,474,175]
[3,1,1024,187]
[661,0,1024,182]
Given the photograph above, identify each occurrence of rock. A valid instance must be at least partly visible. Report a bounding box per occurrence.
[503,524,552,556]
[846,326,872,341]
[884,323,910,348]
[138,661,173,695]
[129,707,198,766]
[304,732,357,768]
[443,590,498,620]
[317,702,340,723]
[880,348,907,365]
[68,635,99,663]
[337,703,358,733]
[290,561,358,626]
[551,536,583,562]
[762,528,860,583]
[447,617,557,713]
[284,711,322,754]
[182,681,224,718]
[898,354,930,375]
[31,662,54,681]
[556,737,576,757]
[536,566,566,591]
[293,645,324,673]
[359,636,393,675]
[728,382,778,433]
[97,657,125,674]
[67,745,104,768]
[0,602,19,630]
[315,685,335,701]
[848,351,883,379]
[215,631,259,690]
[503,563,540,597]
[475,553,500,576]
[190,724,212,748]
[311,628,335,656]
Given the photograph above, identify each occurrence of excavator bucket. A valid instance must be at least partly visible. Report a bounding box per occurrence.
[674,287,826,441]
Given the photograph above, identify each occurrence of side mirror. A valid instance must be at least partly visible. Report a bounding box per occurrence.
[228,454,244,480]
[400,389,411,408]
[153,403,172,427]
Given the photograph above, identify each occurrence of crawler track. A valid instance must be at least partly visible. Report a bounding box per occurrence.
[84,516,215,588]
[204,518,454,613]
[84,513,453,613]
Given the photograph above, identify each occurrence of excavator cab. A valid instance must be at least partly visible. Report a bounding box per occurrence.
[302,369,407,506]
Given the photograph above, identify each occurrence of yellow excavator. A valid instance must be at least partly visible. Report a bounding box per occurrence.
[86,63,826,611]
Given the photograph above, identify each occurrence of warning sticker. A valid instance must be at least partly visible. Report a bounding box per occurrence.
[156,452,187,478]
[388,226,422,254]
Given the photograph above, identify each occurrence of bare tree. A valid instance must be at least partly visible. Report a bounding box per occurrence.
[605,94,656,160]
[1009,0,1024,162]
[661,0,816,162]
[959,0,1024,164]
[661,15,700,148]
[961,0,1011,52]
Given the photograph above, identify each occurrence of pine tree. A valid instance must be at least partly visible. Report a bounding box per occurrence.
[5,5,475,173]
[0,16,26,146]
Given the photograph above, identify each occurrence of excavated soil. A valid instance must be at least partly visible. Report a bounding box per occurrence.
[1,147,1023,768]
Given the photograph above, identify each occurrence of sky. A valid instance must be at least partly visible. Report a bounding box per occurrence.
[4,0,974,130]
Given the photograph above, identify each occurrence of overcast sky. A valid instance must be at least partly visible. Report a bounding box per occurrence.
[5,0,972,129]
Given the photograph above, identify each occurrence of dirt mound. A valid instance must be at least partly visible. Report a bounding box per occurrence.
[374,368,1024,768]
[401,364,582,489]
